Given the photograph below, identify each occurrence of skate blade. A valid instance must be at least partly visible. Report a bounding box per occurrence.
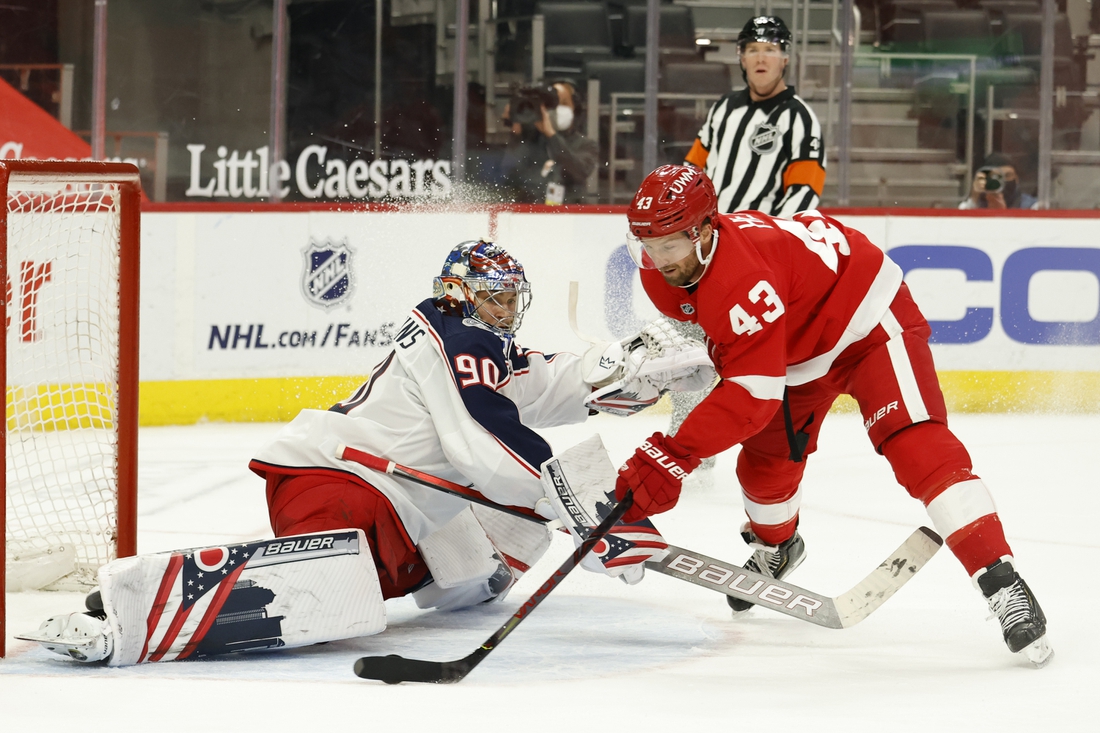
[14,630,98,648]
[1021,634,1054,668]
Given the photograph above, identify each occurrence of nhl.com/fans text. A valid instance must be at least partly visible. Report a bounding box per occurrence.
[208,322,397,351]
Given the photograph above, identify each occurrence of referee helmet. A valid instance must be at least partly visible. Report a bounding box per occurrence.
[737,16,792,53]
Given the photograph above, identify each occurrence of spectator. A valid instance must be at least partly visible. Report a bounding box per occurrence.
[959,152,1038,210]
[500,80,598,204]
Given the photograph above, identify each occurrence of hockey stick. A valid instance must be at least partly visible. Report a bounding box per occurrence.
[352,493,634,684]
[337,444,548,522]
[336,446,943,630]
[568,280,603,345]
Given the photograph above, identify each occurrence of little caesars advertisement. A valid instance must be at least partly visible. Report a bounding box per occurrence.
[184,143,452,200]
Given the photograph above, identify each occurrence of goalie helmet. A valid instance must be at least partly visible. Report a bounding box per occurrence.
[737,16,792,53]
[433,240,532,335]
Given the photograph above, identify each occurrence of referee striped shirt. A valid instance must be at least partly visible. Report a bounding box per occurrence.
[688,87,825,218]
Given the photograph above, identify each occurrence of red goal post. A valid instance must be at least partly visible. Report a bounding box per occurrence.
[1,160,141,657]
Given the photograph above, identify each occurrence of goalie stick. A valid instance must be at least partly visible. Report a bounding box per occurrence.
[352,493,633,684]
[336,446,944,630]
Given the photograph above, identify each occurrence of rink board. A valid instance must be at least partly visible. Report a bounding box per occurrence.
[132,207,1100,423]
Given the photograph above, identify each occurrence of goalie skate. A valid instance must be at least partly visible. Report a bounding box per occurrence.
[17,612,114,663]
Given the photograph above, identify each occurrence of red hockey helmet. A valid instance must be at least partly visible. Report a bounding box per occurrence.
[628,165,718,239]
[627,165,719,271]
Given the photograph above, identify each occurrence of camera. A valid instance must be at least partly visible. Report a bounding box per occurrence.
[508,84,559,127]
[979,167,1004,193]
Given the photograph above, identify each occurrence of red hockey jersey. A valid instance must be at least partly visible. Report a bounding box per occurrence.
[640,210,903,458]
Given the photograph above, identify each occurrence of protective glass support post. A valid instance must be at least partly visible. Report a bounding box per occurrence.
[642,0,660,177]
[965,57,975,187]
[837,0,854,205]
[374,0,384,157]
[59,63,74,130]
[1037,0,1055,208]
[269,0,289,203]
[789,0,799,92]
[587,78,601,195]
[825,0,838,165]
[532,15,544,84]
[452,0,471,188]
[800,0,811,95]
[91,0,108,160]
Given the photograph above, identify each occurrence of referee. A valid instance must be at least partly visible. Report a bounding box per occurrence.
[684,16,825,217]
[670,17,826,479]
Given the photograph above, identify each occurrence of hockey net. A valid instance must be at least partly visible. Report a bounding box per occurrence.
[2,161,140,657]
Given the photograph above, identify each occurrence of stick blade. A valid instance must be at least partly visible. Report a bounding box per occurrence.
[833,526,943,628]
[352,651,473,682]
[354,654,450,684]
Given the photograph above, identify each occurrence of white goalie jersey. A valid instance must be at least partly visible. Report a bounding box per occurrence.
[250,299,592,545]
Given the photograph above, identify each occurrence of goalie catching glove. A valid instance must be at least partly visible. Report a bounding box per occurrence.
[582,319,716,417]
[538,435,669,584]
[615,432,701,523]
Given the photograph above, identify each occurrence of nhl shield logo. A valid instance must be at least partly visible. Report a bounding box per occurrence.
[680,303,695,315]
[302,238,354,310]
[749,122,780,155]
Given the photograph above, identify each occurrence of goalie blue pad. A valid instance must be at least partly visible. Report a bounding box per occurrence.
[95,529,385,666]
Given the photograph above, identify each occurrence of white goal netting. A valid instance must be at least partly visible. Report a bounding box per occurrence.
[5,180,126,591]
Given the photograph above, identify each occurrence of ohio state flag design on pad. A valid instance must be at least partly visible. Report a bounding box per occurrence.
[98,529,386,666]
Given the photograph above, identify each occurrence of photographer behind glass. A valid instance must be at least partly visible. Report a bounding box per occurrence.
[959,152,1038,210]
[500,80,598,205]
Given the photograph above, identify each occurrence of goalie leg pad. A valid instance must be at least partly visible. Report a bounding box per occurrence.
[471,503,552,579]
[412,505,553,611]
[417,507,504,589]
[95,529,386,666]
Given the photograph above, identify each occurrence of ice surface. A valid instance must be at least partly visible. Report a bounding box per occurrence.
[3,412,1097,732]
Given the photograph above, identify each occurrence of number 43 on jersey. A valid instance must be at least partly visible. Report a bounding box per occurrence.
[727,214,852,336]
[729,279,783,335]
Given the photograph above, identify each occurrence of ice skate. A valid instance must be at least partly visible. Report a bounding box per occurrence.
[17,611,114,663]
[976,559,1053,668]
[727,524,806,616]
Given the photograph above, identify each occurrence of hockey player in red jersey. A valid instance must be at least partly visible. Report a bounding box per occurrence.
[614,165,1052,666]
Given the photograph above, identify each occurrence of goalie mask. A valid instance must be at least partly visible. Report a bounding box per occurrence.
[433,240,532,335]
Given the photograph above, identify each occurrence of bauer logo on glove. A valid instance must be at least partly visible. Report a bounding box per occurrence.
[638,438,693,480]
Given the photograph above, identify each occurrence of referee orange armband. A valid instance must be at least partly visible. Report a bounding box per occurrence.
[783,159,826,196]
[684,139,708,169]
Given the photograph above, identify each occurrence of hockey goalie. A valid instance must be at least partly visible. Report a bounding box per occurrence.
[21,240,715,666]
